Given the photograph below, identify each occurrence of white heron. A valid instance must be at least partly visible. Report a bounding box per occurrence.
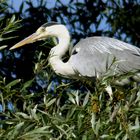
[10,22,140,95]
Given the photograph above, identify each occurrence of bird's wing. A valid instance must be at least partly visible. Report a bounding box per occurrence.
[68,37,140,78]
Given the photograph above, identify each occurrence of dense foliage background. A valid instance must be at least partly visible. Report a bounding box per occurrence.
[0,0,140,139]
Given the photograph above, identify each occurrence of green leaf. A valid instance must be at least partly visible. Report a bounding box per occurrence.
[75,91,79,105]
[16,112,30,119]
[19,126,51,139]
[0,93,5,111]
[9,122,25,140]
[5,79,21,89]
[20,79,34,92]
[68,93,76,104]
[9,15,16,23]
[83,91,90,107]
[45,98,56,108]
[0,45,7,50]
[91,113,96,130]
[30,105,39,120]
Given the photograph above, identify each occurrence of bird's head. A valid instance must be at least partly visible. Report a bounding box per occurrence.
[10,22,69,50]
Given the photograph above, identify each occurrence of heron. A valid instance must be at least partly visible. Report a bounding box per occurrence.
[10,22,140,97]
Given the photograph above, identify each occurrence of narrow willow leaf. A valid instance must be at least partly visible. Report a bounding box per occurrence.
[82,135,87,140]
[0,93,5,112]
[135,91,140,103]
[75,91,79,105]
[100,134,110,138]
[130,117,140,130]
[5,121,15,124]
[10,122,24,140]
[30,105,38,120]
[5,79,21,88]
[0,38,3,41]
[38,51,43,60]
[83,91,90,107]
[9,15,16,23]
[23,123,36,133]
[19,126,50,138]
[20,79,34,92]
[95,119,100,135]
[91,113,96,130]
[77,114,84,131]
[135,116,140,127]
[68,94,75,104]
[55,125,68,136]
[35,63,39,71]
[133,108,140,113]
[0,45,7,50]
[47,82,53,92]
[115,131,123,140]
[16,112,30,119]
[45,98,56,107]
[122,134,128,140]
[67,106,77,119]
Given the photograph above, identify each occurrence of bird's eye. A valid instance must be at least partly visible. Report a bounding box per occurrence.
[37,27,45,33]
[40,27,45,32]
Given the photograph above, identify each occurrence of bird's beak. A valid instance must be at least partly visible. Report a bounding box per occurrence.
[10,33,40,50]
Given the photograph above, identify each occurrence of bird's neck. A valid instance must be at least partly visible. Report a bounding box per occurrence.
[49,34,75,78]
[51,35,70,57]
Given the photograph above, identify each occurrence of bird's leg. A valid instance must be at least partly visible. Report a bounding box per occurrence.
[105,85,113,100]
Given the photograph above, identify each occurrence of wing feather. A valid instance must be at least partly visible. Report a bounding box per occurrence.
[68,37,140,78]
